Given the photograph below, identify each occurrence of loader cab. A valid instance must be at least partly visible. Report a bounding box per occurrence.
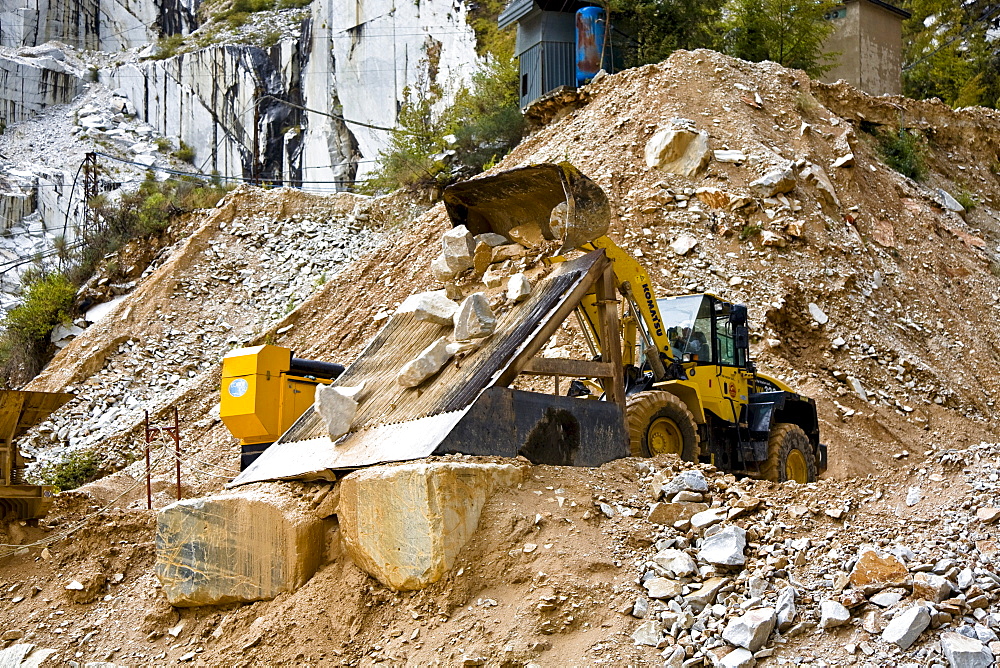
[657,294,751,368]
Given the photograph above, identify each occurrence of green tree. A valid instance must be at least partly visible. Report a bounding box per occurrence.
[608,0,726,67]
[721,0,840,76]
[901,0,1000,108]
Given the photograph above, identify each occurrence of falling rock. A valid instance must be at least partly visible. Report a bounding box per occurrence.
[453,293,496,341]
[670,234,699,256]
[849,549,908,590]
[645,127,712,177]
[881,605,931,650]
[632,620,662,646]
[713,149,746,164]
[155,488,331,606]
[398,338,454,388]
[339,460,524,591]
[442,225,476,272]
[699,525,747,567]
[648,502,708,525]
[409,291,459,326]
[722,607,776,652]
[799,162,840,207]
[941,631,994,668]
[652,548,697,577]
[935,188,966,213]
[807,303,829,325]
[912,572,952,603]
[775,586,796,630]
[819,600,851,629]
[749,166,795,197]
[506,273,532,302]
[644,577,683,599]
[314,382,366,440]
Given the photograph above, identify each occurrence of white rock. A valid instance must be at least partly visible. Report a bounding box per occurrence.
[870,591,903,607]
[397,338,453,387]
[713,149,746,164]
[662,645,686,668]
[775,586,796,630]
[721,607,776,652]
[670,234,698,256]
[453,293,496,341]
[314,382,366,440]
[832,153,855,168]
[474,233,509,247]
[941,631,994,668]
[644,577,682,599]
[799,162,840,207]
[819,600,851,629]
[905,486,922,507]
[656,469,709,498]
[441,225,475,272]
[431,254,456,282]
[631,596,649,619]
[691,507,729,529]
[65,580,84,590]
[698,525,746,567]
[719,648,756,668]
[652,549,696,577]
[847,376,868,401]
[881,605,930,650]
[936,189,966,213]
[632,620,661,646]
[807,303,828,325]
[409,291,458,326]
[749,166,795,197]
[506,273,531,302]
[645,127,712,176]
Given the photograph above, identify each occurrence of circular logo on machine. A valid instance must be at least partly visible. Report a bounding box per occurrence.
[228,378,249,398]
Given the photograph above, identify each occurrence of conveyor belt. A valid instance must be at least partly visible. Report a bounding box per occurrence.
[230,251,614,485]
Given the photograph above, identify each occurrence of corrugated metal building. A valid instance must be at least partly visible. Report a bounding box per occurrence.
[499,0,595,108]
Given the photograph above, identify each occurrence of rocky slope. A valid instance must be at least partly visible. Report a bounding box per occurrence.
[1,49,1000,665]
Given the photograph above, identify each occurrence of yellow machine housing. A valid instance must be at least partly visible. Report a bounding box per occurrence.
[220,345,343,469]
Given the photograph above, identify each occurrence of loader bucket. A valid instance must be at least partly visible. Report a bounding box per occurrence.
[443,162,610,253]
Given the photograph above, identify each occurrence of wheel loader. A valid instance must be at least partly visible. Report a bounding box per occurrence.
[442,163,826,483]
[225,163,825,486]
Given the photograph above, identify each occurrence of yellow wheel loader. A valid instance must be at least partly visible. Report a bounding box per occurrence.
[223,163,824,486]
[443,163,826,483]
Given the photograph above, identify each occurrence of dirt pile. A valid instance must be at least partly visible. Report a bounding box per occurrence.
[1,48,1000,665]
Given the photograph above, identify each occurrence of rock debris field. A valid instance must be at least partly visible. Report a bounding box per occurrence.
[0,48,999,666]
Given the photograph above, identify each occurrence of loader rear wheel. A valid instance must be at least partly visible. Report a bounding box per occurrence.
[761,423,816,483]
[625,391,700,460]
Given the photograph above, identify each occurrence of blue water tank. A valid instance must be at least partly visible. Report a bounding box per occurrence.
[575,6,606,87]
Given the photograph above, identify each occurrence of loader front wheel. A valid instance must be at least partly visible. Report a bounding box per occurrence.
[626,391,700,460]
[761,423,817,483]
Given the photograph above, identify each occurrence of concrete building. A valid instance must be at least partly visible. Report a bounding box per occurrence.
[821,0,911,96]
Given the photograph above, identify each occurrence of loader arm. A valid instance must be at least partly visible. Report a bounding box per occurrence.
[574,236,675,379]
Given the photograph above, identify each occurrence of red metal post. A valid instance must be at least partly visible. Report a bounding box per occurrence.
[174,407,181,501]
[144,410,152,510]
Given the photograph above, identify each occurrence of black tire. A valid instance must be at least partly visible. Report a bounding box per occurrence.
[761,423,817,483]
[625,391,700,460]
